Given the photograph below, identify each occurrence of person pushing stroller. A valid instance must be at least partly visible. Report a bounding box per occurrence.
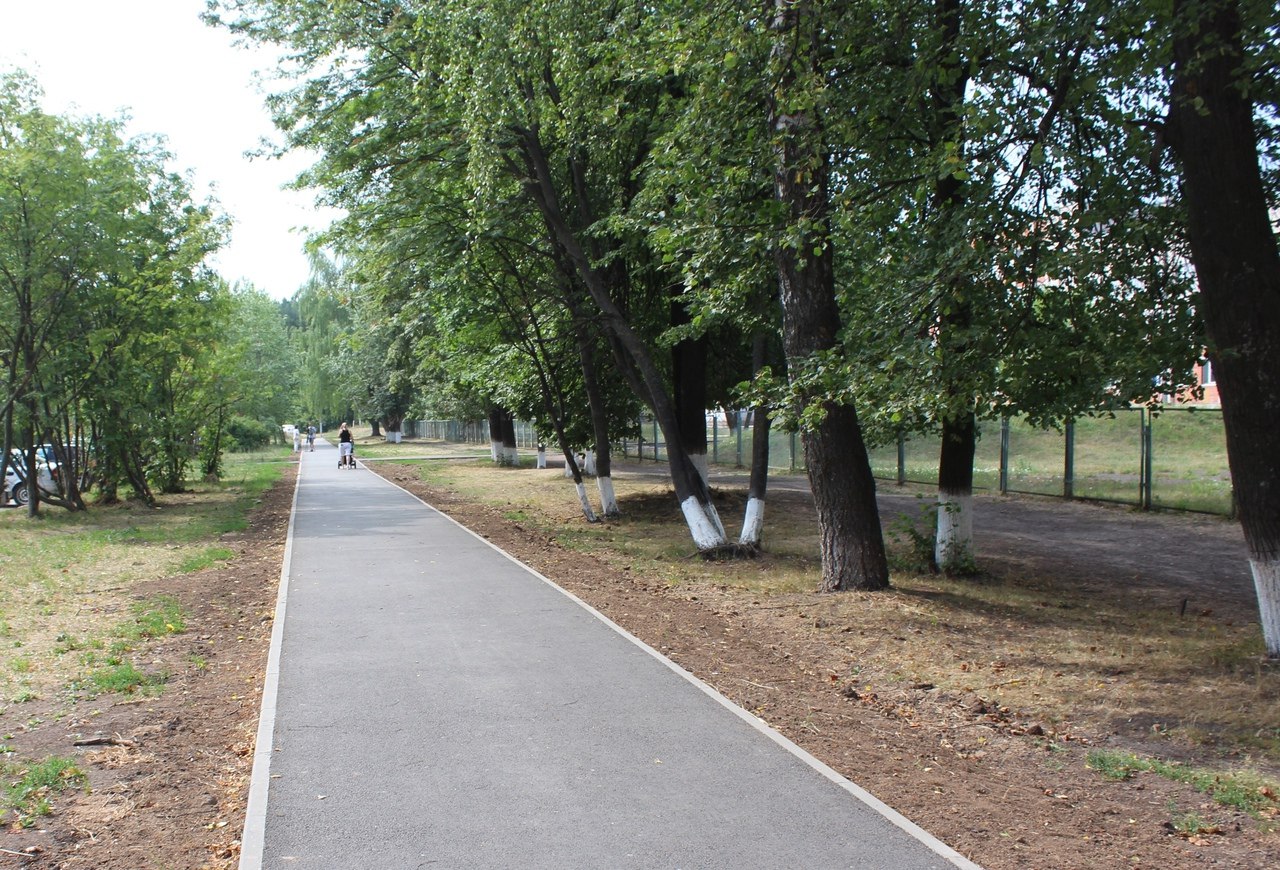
[338,422,356,469]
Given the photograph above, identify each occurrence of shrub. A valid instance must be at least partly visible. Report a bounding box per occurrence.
[225,416,275,452]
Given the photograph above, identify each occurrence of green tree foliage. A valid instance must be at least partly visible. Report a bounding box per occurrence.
[0,69,298,509]
[211,0,714,531]
[291,253,354,429]
[199,284,301,479]
[206,2,1240,585]
[0,70,235,509]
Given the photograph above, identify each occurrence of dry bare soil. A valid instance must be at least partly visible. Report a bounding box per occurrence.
[6,457,1279,869]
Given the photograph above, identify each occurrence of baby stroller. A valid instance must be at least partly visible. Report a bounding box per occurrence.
[339,441,356,469]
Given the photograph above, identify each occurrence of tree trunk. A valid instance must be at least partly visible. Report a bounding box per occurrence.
[575,318,620,517]
[672,294,709,483]
[500,411,519,467]
[203,408,226,483]
[530,349,599,523]
[122,444,154,507]
[723,406,740,434]
[23,443,40,518]
[740,404,772,549]
[0,415,11,508]
[22,412,40,519]
[928,0,979,575]
[935,412,977,573]
[769,0,888,591]
[1166,0,1280,657]
[740,333,772,549]
[487,406,504,462]
[370,418,382,438]
[553,417,599,523]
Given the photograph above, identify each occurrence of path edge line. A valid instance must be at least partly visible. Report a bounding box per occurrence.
[238,459,302,870]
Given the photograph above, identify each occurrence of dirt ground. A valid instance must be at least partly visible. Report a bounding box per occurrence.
[1,467,293,869]
[5,458,1278,869]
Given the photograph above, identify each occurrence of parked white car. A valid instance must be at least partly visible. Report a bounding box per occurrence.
[4,449,59,506]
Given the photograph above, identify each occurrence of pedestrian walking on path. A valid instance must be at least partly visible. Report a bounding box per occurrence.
[239,446,978,869]
[337,422,354,469]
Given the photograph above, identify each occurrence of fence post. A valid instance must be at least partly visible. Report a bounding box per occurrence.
[790,431,798,471]
[999,417,1010,494]
[652,418,659,461]
[1064,419,1075,499]
[1141,409,1154,510]
[736,413,744,467]
[896,432,906,486]
[711,414,718,465]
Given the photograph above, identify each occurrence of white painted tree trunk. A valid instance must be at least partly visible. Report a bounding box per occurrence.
[597,475,620,517]
[934,491,973,572]
[1250,559,1280,657]
[385,431,402,444]
[575,481,599,523]
[536,446,547,468]
[581,449,597,477]
[489,439,502,462]
[739,496,765,547]
[501,445,519,467]
[681,495,728,550]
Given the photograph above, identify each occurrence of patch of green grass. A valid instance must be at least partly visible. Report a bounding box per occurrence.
[1170,809,1217,836]
[117,595,186,641]
[121,452,289,545]
[79,661,166,696]
[8,657,32,674]
[177,546,235,574]
[354,435,491,461]
[52,632,101,656]
[0,452,287,709]
[1087,749,1144,781]
[400,459,459,486]
[1086,750,1280,816]
[2,756,88,827]
[861,410,1233,513]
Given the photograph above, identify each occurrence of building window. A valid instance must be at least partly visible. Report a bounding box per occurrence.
[1202,359,1216,386]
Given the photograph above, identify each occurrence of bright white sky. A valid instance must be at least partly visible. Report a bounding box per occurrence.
[0,0,338,300]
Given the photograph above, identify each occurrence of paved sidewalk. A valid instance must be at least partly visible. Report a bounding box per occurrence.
[240,441,979,869]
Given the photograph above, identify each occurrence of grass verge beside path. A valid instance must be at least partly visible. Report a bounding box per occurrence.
[347,432,492,462]
[373,438,1280,805]
[0,448,291,724]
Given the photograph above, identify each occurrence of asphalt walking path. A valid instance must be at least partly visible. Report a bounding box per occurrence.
[240,440,980,869]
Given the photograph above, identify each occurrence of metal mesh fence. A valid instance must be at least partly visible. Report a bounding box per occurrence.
[417,406,1233,517]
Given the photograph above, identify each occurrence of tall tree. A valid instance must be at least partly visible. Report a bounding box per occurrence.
[210,0,734,550]
[1159,0,1280,656]
[835,0,1200,572]
[292,253,354,430]
[768,0,889,590]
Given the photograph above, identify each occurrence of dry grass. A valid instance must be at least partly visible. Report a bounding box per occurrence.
[0,452,288,711]
[372,435,1280,773]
